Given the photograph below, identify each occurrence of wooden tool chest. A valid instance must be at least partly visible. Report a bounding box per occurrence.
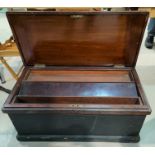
[2,11,151,142]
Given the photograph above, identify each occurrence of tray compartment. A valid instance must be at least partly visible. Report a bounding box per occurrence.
[18,82,138,97]
[26,70,133,82]
[14,96,140,105]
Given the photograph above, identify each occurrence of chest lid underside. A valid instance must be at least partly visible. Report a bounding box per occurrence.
[7,11,148,67]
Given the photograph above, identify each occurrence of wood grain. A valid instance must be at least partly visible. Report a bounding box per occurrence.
[2,12,151,142]
[18,81,138,97]
[27,70,132,82]
[7,12,148,67]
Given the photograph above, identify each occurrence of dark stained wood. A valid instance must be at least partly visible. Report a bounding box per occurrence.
[27,70,132,82]
[132,69,152,112]
[9,113,145,142]
[125,16,148,66]
[3,67,150,115]
[7,12,148,67]
[8,96,143,109]
[18,81,138,97]
[2,12,151,142]
[13,96,140,105]
[2,67,28,108]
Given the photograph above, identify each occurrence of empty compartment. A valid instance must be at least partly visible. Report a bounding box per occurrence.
[14,96,141,105]
[26,70,133,82]
[18,81,138,97]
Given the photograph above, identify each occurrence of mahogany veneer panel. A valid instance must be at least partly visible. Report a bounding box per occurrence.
[27,70,132,82]
[19,82,138,97]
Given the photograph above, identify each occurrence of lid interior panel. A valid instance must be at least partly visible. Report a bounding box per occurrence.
[7,12,148,67]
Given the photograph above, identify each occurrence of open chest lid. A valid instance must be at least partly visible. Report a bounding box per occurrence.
[7,11,148,67]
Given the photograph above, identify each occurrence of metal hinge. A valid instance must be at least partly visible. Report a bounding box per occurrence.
[34,64,46,68]
[114,64,125,68]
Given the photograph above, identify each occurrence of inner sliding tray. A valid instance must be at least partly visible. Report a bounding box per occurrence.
[18,82,138,97]
[26,70,133,82]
